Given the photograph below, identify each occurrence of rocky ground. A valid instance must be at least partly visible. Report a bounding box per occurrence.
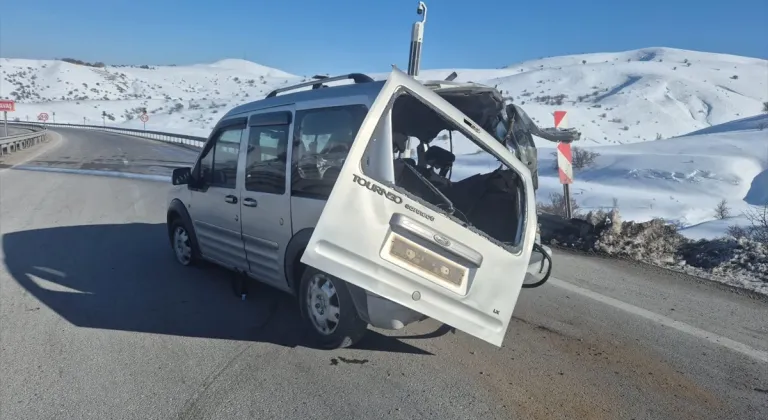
[539,209,768,295]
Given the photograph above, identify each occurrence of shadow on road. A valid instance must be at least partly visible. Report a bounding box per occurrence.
[2,222,431,355]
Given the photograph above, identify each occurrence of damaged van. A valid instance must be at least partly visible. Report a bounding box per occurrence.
[167,68,552,349]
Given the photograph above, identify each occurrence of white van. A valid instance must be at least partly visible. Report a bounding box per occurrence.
[166,68,551,349]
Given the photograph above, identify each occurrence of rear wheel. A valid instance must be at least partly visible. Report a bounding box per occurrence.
[298,266,367,349]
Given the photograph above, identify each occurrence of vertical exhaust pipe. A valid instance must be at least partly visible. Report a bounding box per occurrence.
[404,2,427,158]
[407,2,427,77]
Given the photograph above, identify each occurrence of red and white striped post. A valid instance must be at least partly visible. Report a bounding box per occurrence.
[554,110,574,218]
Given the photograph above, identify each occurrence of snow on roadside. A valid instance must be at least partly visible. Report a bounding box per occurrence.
[452,114,768,295]
[534,114,768,239]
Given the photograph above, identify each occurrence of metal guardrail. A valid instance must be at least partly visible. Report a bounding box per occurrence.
[7,121,207,149]
[0,124,48,156]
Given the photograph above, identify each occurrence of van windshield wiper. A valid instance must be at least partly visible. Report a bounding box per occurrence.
[401,162,456,215]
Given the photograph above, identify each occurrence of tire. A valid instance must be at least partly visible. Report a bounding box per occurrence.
[169,217,199,267]
[298,266,368,349]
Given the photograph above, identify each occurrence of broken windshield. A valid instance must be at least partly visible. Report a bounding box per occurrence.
[361,87,527,249]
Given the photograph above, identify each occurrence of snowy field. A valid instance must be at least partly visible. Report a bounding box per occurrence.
[539,114,768,239]
[2,47,767,241]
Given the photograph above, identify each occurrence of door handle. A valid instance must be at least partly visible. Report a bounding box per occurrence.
[224,195,238,204]
[242,197,258,208]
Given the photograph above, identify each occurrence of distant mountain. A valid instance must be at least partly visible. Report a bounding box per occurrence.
[1,47,766,142]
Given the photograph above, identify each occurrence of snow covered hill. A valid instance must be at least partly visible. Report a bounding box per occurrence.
[1,47,766,239]
[0,58,302,136]
[2,47,766,142]
[410,47,767,148]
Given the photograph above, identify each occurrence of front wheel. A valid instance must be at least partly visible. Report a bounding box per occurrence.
[298,267,368,349]
[169,218,199,266]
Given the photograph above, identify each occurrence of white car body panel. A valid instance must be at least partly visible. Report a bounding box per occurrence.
[301,68,538,347]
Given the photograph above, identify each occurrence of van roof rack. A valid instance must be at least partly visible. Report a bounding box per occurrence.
[265,73,375,98]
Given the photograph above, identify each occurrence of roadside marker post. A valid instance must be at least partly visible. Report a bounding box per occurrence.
[139,113,149,131]
[38,112,49,127]
[554,110,574,218]
[0,100,15,137]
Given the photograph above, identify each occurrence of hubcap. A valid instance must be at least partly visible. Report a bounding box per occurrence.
[173,226,192,265]
[306,274,340,335]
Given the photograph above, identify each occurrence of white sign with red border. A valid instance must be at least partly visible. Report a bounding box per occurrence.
[0,100,15,112]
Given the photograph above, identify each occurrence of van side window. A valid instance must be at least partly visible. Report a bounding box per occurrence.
[197,143,214,183]
[195,125,243,189]
[210,128,243,189]
[291,105,368,199]
[245,125,289,194]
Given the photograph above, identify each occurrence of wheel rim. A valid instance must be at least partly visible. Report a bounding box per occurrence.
[173,226,192,265]
[306,273,341,335]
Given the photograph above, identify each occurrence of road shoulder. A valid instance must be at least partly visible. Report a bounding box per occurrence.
[0,131,64,171]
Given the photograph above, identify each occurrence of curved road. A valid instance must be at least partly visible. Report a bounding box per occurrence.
[1,128,766,420]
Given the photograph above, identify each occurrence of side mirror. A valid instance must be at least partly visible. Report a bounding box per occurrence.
[172,167,192,185]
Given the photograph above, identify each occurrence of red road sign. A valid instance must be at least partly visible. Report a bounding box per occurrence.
[38,112,49,122]
[557,142,573,184]
[0,100,15,112]
[554,110,567,128]
[139,113,149,123]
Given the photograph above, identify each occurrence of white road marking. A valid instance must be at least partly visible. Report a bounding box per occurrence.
[549,277,768,364]
[29,273,92,294]
[117,147,129,165]
[130,183,146,217]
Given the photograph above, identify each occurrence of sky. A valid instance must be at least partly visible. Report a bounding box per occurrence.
[1,0,766,75]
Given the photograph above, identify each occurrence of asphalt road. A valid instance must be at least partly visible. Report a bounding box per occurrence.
[1,128,766,420]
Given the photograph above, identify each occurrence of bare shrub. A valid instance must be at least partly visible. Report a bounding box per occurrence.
[572,148,601,170]
[551,147,601,172]
[537,192,580,218]
[725,205,768,243]
[533,94,568,106]
[665,218,686,232]
[713,199,731,219]
[59,58,106,68]
[726,225,750,239]
[743,205,768,243]
[763,101,768,113]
